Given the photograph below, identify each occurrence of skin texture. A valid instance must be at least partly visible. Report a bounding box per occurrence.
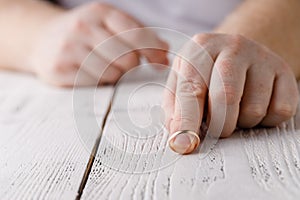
[0,0,299,154]
[166,0,300,154]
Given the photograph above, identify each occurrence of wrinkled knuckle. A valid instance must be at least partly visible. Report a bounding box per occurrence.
[229,34,245,52]
[272,103,295,119]
[230,34,245,45]
[241,104,266,119]
[217,59,234,78]
[192,33,213,45]
[179,79,206,99]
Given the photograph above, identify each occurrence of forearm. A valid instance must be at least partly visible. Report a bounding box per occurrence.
[215,0,300,78]
[0,0,64,72]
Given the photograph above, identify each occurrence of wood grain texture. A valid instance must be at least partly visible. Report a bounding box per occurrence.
[1,68,300,200]
[0,72,113,200]
[81,68,300,200]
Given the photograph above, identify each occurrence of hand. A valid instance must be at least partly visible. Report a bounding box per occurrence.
[29,3,168,87]
[163,33,299,154]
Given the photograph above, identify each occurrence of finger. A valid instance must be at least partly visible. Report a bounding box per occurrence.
[73,3,111,24]
[76,4,168,65]
[68,52,100,87]
[172,59,206,132]
[43,44,98,87]
[208,50,248,138]
[82,52,123,84]
[70,68,99,87]
[169,60,205,154]
[162,57,179,131]
[261,71,299,126]
[238,64,274,128]
[169,59,208,154]
[102,10,169,64]
[59,43,119,85]
[167,39,214,154]
[87,27,140,73]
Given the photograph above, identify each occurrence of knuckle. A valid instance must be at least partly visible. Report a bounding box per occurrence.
[228,34,245,53]
[217,59,235,77]
[192,33,213,45]
[179,79,206,99]
[241,104,266,119]
[230,34,245,43]
[257,48,269,61]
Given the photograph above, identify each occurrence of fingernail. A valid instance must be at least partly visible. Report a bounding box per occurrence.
[168,131,200,154]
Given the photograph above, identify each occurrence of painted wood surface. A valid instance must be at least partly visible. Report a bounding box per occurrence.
[81,67,300,200]
[0,72,113,200]
[1,69,300,200]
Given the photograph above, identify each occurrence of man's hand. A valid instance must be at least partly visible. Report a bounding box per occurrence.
[29,3,168,87]
[164,33,298,154]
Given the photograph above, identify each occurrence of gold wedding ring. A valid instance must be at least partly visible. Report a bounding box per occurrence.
[168,130,200,154]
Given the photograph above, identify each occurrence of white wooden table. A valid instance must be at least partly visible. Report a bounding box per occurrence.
[0,67,300,200]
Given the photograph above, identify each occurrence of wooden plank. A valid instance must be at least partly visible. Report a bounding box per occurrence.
[81,67,300,200]
[0,71,113,199]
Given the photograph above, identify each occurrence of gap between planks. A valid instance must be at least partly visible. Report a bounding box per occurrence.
[76,101,112,200]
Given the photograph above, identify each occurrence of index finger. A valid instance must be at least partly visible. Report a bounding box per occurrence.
[168,41,213,154]
[102,10,169,64]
